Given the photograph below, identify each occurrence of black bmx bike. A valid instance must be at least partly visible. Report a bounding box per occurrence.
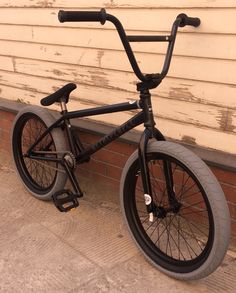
[11,9,230,280]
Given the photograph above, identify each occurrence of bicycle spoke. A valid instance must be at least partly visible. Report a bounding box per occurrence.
[178,214,209,238]
[180,199,205,211]
[154,213,178,245]
[21,117,57,189]
[149,218,165,240]
[165,215,186,260]
[179,215,205,251]
[181,208,208,217]
[170,220,199,259]
[180,184,199,201]
[165,216,173,258]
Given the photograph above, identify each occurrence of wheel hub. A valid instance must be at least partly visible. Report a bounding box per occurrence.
[155,202,182,219]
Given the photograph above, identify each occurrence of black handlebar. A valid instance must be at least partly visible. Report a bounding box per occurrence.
[177,13,201,28]
[58,9,200,28]
[58,9,107,25]
[58,9,201,87]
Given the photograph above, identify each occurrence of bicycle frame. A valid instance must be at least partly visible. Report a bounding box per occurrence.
[25,10,200,215]
[28,91,165,162]
[26,88,168,216]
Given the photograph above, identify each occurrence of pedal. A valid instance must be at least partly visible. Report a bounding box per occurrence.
[52,189,79,212]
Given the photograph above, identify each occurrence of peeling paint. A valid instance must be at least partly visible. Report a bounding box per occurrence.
[52,69,64,77]
[12,58,16,72]
[182,135,197,145]
[104,0,118,8]
[97,50,105,68]
[88,70,109,88]
[37,1,54,8]
[40,46,47,53]
[77,50,87,65]
[169,87,200,103]
[21,84,37,92]
[217,109,235,132]
[16,98,26,104]
[87,38,92,47]
[31,27,34,40]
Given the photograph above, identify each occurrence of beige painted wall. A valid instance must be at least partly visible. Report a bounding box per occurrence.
[0,1,235,154]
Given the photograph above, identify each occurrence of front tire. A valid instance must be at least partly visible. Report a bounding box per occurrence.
[120,141,230,280]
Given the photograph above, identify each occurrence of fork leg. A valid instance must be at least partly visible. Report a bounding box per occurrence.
[138,129,156,221]
[153,128,180,211]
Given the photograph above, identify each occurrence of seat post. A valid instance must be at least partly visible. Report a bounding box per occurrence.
[60,97,68,113]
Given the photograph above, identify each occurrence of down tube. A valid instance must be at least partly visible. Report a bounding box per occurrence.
[76,111,144,162]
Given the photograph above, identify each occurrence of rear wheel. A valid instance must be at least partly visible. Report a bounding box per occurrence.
[12,106,67,200]
[120,141,230,280]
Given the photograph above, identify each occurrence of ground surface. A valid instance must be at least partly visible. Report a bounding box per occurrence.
[1,161,236,293]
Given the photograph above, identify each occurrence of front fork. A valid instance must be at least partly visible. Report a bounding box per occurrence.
[138,90,178,221]
[139,128,166,222]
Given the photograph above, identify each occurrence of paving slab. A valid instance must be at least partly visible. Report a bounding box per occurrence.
[1,163,236,293]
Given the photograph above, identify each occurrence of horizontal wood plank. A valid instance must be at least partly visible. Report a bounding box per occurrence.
[0,40,235,84]
[12,57,236,109]
[0,8,235,34]
[0,25,235,60]
[2,0,236,8]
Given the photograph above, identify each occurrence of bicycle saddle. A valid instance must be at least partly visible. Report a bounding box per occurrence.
[41,83,77,106]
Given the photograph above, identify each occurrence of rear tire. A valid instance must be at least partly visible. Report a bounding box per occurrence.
[120,141,230,280]
[12,106,67,200]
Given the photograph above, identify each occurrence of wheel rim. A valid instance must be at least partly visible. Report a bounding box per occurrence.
[124,152,214,273]
[14,114,58,194]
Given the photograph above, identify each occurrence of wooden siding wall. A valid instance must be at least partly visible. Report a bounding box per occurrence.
[0,1,235,154]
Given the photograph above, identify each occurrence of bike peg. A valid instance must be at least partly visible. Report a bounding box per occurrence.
[52,189,79,212]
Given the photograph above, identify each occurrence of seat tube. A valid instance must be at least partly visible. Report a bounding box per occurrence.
[60,100,76,155]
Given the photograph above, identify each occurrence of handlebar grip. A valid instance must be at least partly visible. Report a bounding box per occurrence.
[58,9,107,25]
[177,13,201,27]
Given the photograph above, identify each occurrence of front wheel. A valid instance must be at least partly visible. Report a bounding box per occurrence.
[120,141,230,280]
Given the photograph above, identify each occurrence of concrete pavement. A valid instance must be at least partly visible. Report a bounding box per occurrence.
[0,161,236,293]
